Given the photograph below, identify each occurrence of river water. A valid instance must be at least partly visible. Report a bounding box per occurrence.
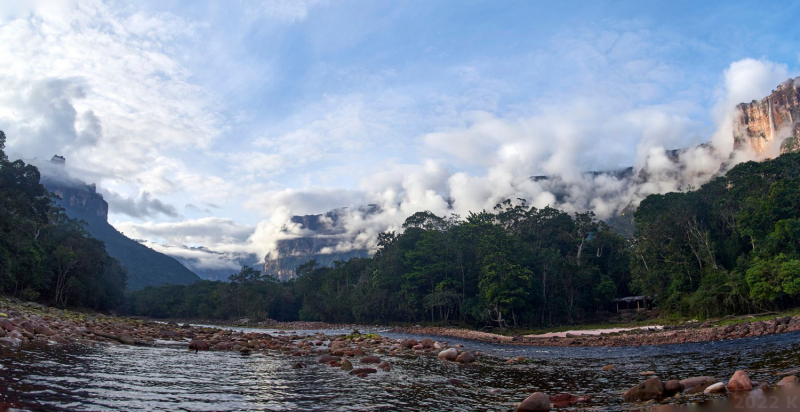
[1,327,799,411]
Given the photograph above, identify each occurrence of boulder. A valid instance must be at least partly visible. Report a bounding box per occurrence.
[0,337,19,347]
[117,333,135,345]
[679,376,715,392]
[437,348,458,361]
[727,370,753,392]
[421,338,434,348]
[360,355,381,364]
[34,325,56,336]
[189,340,209,352]
[663,379,683,396]
[703,382,726,394]
[319,355,340,363]
[778,375,799,387]
[516,392,551,412]
[456,351,476,364]
[348,368,377,375]
[341,359,353,371]
[377,361,392,372]
[49,335,68,344]
[622,377,663,402]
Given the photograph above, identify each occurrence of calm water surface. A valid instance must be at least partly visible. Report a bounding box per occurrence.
[1,328,799,411]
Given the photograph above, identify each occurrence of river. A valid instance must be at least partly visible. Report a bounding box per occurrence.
[1,327,799,411]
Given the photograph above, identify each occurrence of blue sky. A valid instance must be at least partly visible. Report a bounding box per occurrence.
[0,0,798,268]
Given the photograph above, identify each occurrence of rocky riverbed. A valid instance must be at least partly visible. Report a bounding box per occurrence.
[2,299,800,411]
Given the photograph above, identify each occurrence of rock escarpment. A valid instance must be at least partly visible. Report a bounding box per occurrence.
[263,207,374,281]
[40,156,200,290]
[734,77,800,154]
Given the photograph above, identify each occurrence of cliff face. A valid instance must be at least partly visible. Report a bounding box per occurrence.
[263,207,374,281]
[734,78,800,154]
[40,159,201,290]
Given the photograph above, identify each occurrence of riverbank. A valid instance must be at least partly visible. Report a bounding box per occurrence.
[390,312,800,347]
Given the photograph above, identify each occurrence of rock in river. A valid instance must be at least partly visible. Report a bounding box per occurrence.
[622,377,663,402]
[341,359,353,371]
[456,351,476,364]
[727,370,753,392]
[348,368,377,376]
[360,355,381,364]
[437,348,458,361]
[516,392,551,412]
[704,382,727,394]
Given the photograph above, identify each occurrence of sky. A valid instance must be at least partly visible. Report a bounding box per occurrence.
[1,0,799,270]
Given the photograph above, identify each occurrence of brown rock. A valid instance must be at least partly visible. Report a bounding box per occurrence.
[341,358,353,371]
[348,368,377,375]
[189,340,209,352]
[684,378,717,395]
[291,362,305,369]
[727,370,753,392]
[516,392,551,412]
[318,355,340,363]
[679,376,715,391]
[455,351,476,364]
[377,361,392,372]
[663,379,683,396]
[622,377,663,402]
[117,333,135,345]
[360,355,381,364]
[778,375,799,387]
[34,325,56,336]
[601,364,615,371]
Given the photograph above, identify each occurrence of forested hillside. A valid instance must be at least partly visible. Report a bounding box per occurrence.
[127,153,800,327]
[0,131,127,310]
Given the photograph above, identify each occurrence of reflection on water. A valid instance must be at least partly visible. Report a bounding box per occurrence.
[1,329,799,411]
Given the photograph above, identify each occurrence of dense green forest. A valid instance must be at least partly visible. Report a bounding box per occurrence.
[0,131,127,310]
[127,153,800,327]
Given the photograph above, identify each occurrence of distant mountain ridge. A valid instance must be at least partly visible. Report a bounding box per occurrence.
[261,78,800,278]
[40,158,201,290]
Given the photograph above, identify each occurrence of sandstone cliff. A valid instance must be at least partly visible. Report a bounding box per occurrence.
[263,207,374,281]
[734,78,800,154]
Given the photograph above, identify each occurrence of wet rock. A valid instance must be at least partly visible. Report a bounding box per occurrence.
[456,351,476,364]
[341,358,353,371]
[421,338,434,349]
[348,368,377,375]
[291,363,305,369]
[34,325,56,336]
[213,343,227,350]
[437,348,458,361]
[601,364,616,371]
[663,379,683,396]
[680,376,715,391]
[117,333,135,345]
[377,361,392,372]
[189,340,209,352]
[360,355,381,364]
[516,392,551,412]
[727,370,753,392]
[704,382,726,394]
[19,321,34,334]
[446,378,466,386]
[0,337,19,348]
[239,348,252,355]
[49,335,68,344]
[319,355,340,363]
[0,320,13,331]
[778,375,799,387]
[622,377,663,402]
